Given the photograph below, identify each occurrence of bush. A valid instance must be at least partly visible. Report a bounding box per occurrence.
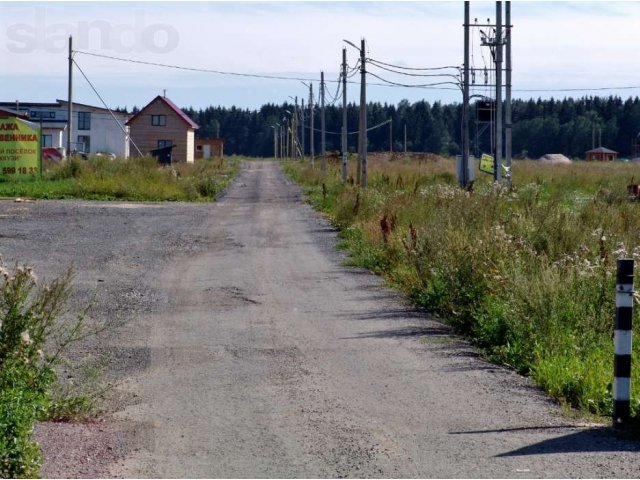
[0,262,87,477]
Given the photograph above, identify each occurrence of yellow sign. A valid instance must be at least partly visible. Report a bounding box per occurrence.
[479,153,494,174]
[0,117,41,179]
[479,153,510,177]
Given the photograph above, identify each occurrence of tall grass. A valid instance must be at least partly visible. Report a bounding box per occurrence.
[0,155,239,201]
[285,156,640,420]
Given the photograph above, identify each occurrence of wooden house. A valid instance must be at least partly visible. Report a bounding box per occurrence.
[585,146,618,162]
[126,95,198,163]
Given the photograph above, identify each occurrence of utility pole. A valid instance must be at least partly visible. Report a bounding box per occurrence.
[495,1,503,182]
[341,47,348,185]
[320,71,326,175]
[462,1,470,187]
[300,98,305,158]
[505,0,512,187]
[280,123,284,160]
[284,118,289,159]
[389,118,393,153]
[271,126,278,160]
[293,96,299,160]
[404,123,407,154]
[309,84,315,168]
[67,35,73,158]
[358,37,367,188]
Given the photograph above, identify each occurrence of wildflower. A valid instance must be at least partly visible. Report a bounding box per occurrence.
[20,331,33,346]
[613,242,628,258]
[26,267,37,284]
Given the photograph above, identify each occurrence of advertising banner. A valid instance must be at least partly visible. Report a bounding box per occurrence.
[0,117,41,179]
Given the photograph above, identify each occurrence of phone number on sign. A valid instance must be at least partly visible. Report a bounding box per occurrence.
[2,167,38,175]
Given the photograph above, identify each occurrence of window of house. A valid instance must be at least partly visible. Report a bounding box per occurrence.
[152,115,167,126]
[42,135,53,148]
[157,140,173,149]
[77,135,90,153]
[78,112,91,130]
[196,145,203,151]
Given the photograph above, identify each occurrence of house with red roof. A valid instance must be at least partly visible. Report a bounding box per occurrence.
[126,95,199,163]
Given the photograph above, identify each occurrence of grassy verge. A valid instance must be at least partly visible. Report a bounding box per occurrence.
[0,155,240,202]
[285,156,640,424]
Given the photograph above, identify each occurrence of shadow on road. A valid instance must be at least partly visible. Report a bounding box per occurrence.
[451,426,640,455]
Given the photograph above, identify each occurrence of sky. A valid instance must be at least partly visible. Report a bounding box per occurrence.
[2,1,640,111]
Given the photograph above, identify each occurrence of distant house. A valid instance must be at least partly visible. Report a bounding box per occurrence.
[194,137,224,159]
[585,146,618,161]
[0,100,130,157]
[126,96,199,163]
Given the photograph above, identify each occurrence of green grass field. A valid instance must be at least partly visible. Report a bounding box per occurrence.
[0,155,239,202]
[285,155,640,424]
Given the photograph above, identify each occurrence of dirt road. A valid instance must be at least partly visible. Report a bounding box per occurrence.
[1,161,639,477]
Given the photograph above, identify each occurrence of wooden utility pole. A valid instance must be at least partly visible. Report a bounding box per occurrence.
[320,71,326,175]
[67,36,73,158]
[358,38,367,188]
[341,47,348,184]
[389,118,393,153]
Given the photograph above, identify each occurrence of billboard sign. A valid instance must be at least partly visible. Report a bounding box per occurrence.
[0,117,41,179]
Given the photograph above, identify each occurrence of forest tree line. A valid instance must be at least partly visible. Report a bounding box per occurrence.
[181,95,640,159]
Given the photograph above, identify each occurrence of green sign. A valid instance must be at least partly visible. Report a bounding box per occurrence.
[479,153,494,174]
[479,153,510,177]
[0,117,41,179]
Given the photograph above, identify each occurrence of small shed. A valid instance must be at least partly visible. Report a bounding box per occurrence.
[195,138,224,159]
[585,146,618,162]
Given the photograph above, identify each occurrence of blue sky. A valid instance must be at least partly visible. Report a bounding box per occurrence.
[2,1,640,111]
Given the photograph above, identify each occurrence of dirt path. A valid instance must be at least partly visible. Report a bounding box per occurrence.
[2,161,639,477]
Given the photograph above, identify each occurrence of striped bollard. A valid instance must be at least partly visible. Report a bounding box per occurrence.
[614,258,634,428]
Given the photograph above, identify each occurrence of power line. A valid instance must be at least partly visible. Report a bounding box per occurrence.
[367,70,460,90]
[367,59,460,79]
[75,49,638,97]
[72,58,143,156]
[75,50,339,84]
[514,85,640,93]
[365,58,460,71]
[304,118,391,136]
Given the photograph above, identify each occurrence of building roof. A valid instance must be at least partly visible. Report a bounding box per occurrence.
[125,95,199,129]
[586,146,618,154]
[0,102,61,109]
[0,107,27,118]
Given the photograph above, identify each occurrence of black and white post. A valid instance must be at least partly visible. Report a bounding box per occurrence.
[614,258,634,428]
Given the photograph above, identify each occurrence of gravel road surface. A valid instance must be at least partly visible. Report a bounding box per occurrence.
[1,161,639,478]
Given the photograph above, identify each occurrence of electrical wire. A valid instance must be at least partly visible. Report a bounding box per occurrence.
[72,59,144,156]
[367,59,461,79]
[365,58,459,71]
[366,70,460,89]
[75,50,341,84]
[303,118,391,136]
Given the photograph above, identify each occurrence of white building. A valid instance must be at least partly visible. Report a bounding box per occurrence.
[0,100,130,158]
